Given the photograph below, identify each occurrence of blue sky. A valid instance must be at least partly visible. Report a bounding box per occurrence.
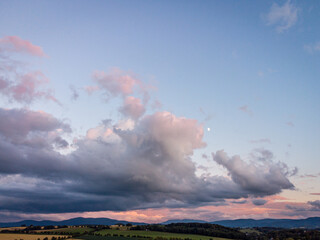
[0,0,319,221]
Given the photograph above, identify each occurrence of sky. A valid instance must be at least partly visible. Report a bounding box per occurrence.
[0,0,319,223]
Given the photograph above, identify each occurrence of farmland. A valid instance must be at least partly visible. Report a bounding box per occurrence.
[34,227,95,234]
[0,233,69,240]
[95,229,230,240]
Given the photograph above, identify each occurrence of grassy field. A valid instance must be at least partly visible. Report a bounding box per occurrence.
[0,226,27,231]
[0,233,69,240]
[34,227,94,234]
[96,229,231,240]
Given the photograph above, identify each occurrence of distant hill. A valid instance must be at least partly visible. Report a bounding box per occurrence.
[0,217,146,228]
[1,217,319,229]
[161,219,208,224]
[211,217,320,229]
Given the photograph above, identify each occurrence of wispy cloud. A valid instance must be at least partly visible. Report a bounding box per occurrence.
[0,36,47,57]
[304,42,320,54]
[250,138,271,144]
[286,121,295,127]
[264,0,298,32]
[239,105,252,115]
[0,36,58,105]
[69,85,79,101]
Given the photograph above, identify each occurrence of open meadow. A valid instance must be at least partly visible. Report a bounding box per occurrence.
[34,227,95,234]
[96,229,230,240]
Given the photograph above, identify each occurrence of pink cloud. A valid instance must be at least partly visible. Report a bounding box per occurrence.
[0,36,46,57]
[286,121,295,127]
[0,71,59,104]
[239,105,253,115]
[142,111,206,156]
[91,68,141,97]
[119,96,146,119]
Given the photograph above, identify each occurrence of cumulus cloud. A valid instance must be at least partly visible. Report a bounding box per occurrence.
[212,149,295,196]
[0,36,46,57]
[119,96,146,119]
[0,108,70,146]
[0,106,297,214]
[264,0,298,32]
[0,37,297,214]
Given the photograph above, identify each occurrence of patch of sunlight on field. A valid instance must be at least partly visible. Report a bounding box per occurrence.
[97,229,231,240]
[0,227,27,231]
[0,233,69,240]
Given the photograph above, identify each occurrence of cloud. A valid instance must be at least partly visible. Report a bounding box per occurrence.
[0,43,298,215]
[239,105,252,115]
[250,138,271,144]
[0,106,297,214]
[252,199,268,206]
[0,108,70,146]
[308,200,320,209]
[264,0,298,32]
[231,200,247,204]
[86,68,155,120]
[285,201,320,213]
[212,149,295,196]
[151,100,162,110]
[88,68,143,98]
[286,121,295,127]
[0,36,46,57]
[0,71,59,104]
[119,96,146,120]
[0,37,58,105]
[304,42,320,54]
[69,85,79,100]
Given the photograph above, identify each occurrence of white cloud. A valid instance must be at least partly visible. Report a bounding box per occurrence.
[264,0,298,32]
[304,42,320,54]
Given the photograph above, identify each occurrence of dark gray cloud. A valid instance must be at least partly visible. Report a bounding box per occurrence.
[213,149,295,196]
[252,199,268,206]
[308,200,320,210]
[231,200,247,204]
[0,108,296,214]
[285,201,320,214]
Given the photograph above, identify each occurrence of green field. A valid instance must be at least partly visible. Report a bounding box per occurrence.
[96,229,231,240]
[35,227,95,234]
